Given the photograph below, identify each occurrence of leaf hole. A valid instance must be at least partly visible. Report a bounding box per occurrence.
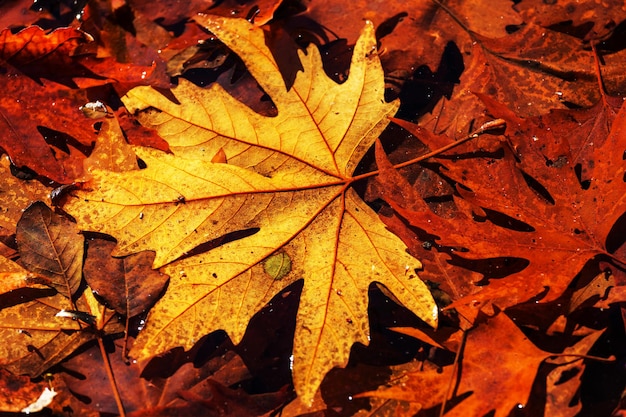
[481,208,535,232]
[606,211,626,253]
[556,367,581,385]
[546,20,595,39]
[393,42,464,116]
[574,163,591,190]
[9,162,38,180]
[545,155,568,168]
[520,170,555,205]
[375,12,408,39]
[449,257,529,283]
[505,24,523,34]
[176,228,259,262]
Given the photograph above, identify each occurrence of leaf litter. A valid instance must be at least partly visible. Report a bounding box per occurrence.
[0,1,624,415]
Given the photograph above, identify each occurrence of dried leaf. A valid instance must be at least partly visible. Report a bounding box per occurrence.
[0,155,52,234]
[375,98,626,310]
[0,66,94,183]
[0,369,52,413]
[61,340,287,416]
[0,292,84,376]
[16,202,83,298]
[82,116,139,175]
[62,16,437,404]
[419,23,613,137]
[83,238,168,317]
[514,0,626,40]
[360,312,550,417]
[544,328,606,417]
[0,255,52,294]
[569,271,615,313]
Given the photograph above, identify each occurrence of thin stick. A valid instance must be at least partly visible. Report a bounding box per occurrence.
[548,353,616,363]
[392,119,506,171]
[97,337,126,417]
[590,42,607,103]
[351,118,506,183]
[440,329,468,417]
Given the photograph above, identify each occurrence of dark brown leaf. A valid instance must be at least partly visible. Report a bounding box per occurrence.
[84,238,168,317]
[16,202,83,297]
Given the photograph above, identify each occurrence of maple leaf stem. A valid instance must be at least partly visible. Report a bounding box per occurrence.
[97,337,126,417]
[590,42,608,105]
[548,353,616,363]
[350,119,506,184]
[441,329,468,417]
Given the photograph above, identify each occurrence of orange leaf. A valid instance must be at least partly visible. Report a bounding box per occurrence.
[360,312,550,417]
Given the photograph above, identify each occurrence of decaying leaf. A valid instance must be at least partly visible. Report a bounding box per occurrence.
[0,27,98,183]
[0,291,84,376]
[543,327,607,417]
[16,202,83,298]
[0,155,51,234]
[83,238,169,317]
[61,16,438,404]
[81,115,139,176]
[0,369,52,413]
[58,330,292,416]
[0,204,124,378]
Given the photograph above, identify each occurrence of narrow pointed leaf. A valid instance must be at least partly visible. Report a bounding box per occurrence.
[0,255,52,294]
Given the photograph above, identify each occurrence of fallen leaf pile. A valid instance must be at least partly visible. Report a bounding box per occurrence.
[0,0,624,416]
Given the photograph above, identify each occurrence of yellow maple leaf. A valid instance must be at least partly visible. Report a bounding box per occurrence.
[62,15,437,404]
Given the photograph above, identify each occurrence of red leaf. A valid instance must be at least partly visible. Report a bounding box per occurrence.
[374,98,626,310]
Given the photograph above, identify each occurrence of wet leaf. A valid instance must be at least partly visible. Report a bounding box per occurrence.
[375,98,626,310]
[16,202,83,298]
[83,238,168,317]
[0,155,52,234]
[0,292,84,376]
[0,369,51,413]
[514,0,626,40]
[62,16,438,404]
[0,255,52,294]
[61,340,288,416]
[359,312,551,417]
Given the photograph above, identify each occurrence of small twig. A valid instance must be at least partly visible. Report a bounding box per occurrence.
[440,329,468,417]
[391,119,506,171]
[97,337,126,417]
[548,353,616,363]
[351,118,506,183]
